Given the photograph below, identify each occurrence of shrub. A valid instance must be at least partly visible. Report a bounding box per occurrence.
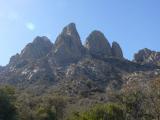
[68,103,125,120]
[0,86,17,120]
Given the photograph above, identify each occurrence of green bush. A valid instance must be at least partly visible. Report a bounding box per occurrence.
[36,106,56,120]
[68,103,125,120]
[0,86,17,120]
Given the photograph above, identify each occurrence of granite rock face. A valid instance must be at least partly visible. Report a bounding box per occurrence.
[85,30,112,58]
[134,48,160,66]
[9,53,20,65]
[8,36,53,68]
[52,23,85,65]
[20,36,53,59]
[111,41,123,59]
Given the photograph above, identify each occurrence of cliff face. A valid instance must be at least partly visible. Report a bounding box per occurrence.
[0,23,159,97]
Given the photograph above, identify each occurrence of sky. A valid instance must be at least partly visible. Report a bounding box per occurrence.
[0,0,160,65]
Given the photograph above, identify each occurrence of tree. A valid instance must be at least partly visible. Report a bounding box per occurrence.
[107,80,147,120]
[0,86,17,120]
[43,96,67,120]
[68,103,125,120]
[36,106,56,120]
[145,78,160,120]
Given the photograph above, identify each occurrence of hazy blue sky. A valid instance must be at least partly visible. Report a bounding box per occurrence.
[0,0,160,65]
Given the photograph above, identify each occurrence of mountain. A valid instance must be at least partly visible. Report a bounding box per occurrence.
[50,23,86,66]
[85,30,112,58]
[8,36,53,68]
[0,23,160,97]
[134,48,160,66]
[111,41,123,59]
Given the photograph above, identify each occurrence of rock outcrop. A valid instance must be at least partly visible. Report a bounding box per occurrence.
[8,36,53,69]
[52,23,85,65]
[111,41,123,59]
[0,66,3,72]
[9,53,20,65]
[134,48,160,66]
[20,36,53,59]
[85,30,112,58]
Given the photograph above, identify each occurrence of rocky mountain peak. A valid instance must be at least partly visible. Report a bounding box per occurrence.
[62,23,78,35]
[84,30,112,58]
[111,41,123,59]
[1,23,160,102]
[134,48,160,66]
[8,36,53,68]
[33,36,51,44]
[52,23,84,65]
[60,22,82,47]
[20,36,53,59]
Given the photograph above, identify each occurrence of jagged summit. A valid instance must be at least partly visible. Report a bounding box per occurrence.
[85,30,112,58]
[9,23,125,67]
[61,23,80,38]
[111,41,123,59]
[33,36,51,43]
[134,48,160,66]
[52,23,85,65]
[0,22,160,99]
[59,23,82,49]
[8,36,53,67]
[8,23,125,67]
[55,23,82,48]
[20,36,53,59]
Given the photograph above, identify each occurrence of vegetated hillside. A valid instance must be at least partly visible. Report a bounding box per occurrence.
[0,23,160,120]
